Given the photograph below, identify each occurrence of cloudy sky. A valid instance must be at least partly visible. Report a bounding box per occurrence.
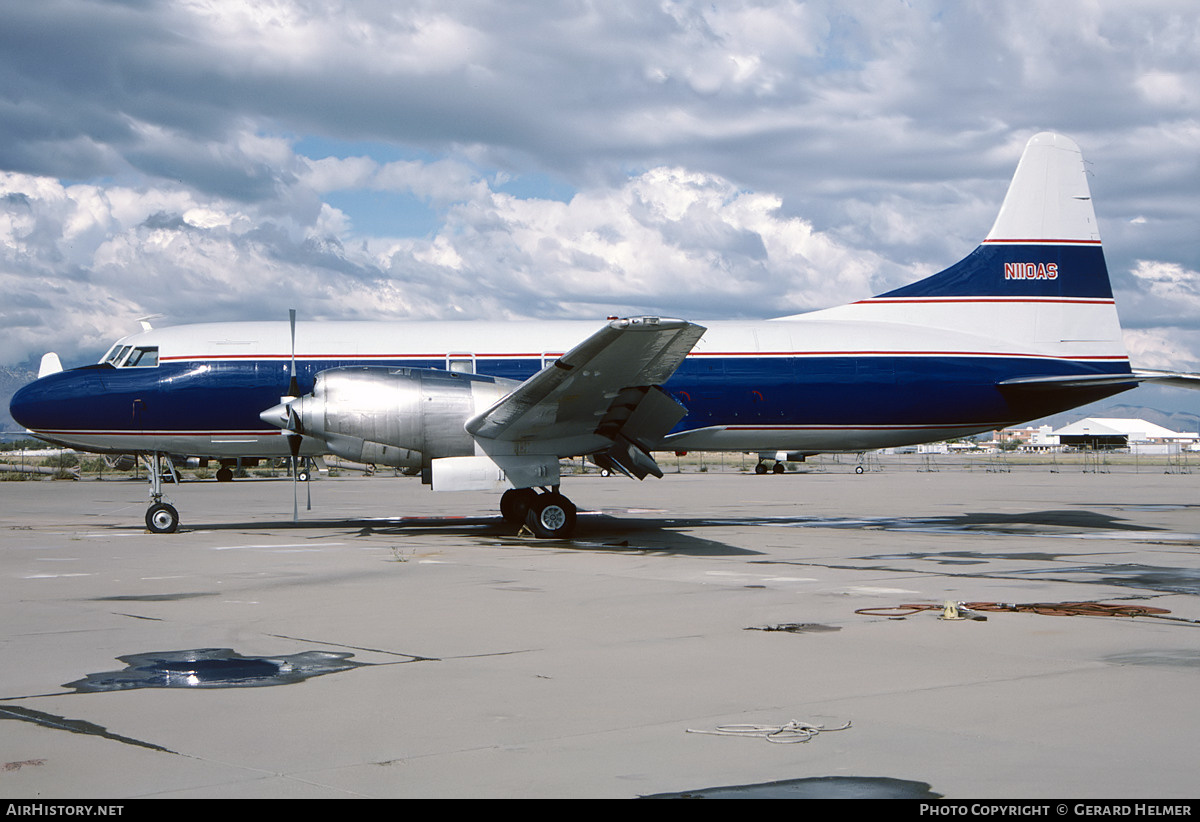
[3,0,1199,405]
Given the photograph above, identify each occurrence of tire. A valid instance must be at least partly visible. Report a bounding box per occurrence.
[297,469,310,482]
[772,462,785,474]
[755,463,767,474]
[500,488,538,526]
[855,465,864,474]
[524,493,577,539]
[146,502,179,534]
[216,467,234,482]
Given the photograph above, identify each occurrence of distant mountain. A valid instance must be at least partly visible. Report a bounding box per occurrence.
[1029,399,1200,434]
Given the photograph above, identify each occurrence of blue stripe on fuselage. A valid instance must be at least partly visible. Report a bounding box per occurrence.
[10,353,1135,440]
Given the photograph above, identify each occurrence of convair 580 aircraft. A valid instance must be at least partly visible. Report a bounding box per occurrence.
[10,133,1197,537]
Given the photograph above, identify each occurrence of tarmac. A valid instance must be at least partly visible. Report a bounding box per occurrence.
[1,466,1199,799]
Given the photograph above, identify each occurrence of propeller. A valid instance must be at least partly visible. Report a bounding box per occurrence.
[284,309,310,520]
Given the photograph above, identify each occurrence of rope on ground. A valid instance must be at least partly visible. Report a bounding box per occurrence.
[686,718,851,744]
[855,601,1174,619]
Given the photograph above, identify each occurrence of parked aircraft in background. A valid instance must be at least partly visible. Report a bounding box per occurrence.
[10,133,1197,537]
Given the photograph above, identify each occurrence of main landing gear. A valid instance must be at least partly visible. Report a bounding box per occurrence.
[754,459,787,474]
[500,487,578,539]
[145,452,180,534]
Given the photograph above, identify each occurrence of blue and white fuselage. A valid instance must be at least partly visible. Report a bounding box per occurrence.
[13,299,1131,460]
[12,133,1179,536]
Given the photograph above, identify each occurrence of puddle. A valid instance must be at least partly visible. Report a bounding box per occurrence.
[745,623,841,634]
[1009,564,1200,597]
[644,775,941,799]
[63,648,366,692]
[0,704,173,753]
[720,510,1173,539]
[1106,650,1200,669]
[91,592,216,602]
[866,550,1078,565]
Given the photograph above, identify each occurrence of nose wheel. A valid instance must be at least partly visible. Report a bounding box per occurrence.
[146,501,180,534]
[145,452,181,533]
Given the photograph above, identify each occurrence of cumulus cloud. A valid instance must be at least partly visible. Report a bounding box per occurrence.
[0,159,894,365]
[0,0,1199,392]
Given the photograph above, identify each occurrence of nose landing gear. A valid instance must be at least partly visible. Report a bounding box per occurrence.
[145,452,180,533]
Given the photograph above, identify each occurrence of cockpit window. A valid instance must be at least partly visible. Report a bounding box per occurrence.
[103,346,160,367]
[104,345,131,365]
[100,344,160,367]
[122,346,159,367]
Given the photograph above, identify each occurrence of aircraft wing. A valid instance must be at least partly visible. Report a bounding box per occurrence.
[466,317,706,478]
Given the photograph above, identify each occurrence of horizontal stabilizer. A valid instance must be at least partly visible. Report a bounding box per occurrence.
[999,368,1200,391]
[998,373,1141,391]
[1131,368,1200,390]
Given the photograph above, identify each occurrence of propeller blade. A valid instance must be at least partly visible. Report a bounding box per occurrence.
[287,309,300,399]
[288,429,301,523]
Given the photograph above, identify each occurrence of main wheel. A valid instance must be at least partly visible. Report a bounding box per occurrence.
[772,462,785,474]
[146,502,180,534]
[524,493,577,539]
[500,488,538,526]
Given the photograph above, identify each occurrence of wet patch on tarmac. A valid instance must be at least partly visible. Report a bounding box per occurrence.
[863,550,1107,566]
[90,592,216,602]
[63,648,367,692]
[745,623,841,634]
[644,775,941,799]
[729,510,1168,537]
[1049,564,1200,597]
[1105,649,1200,668]
[756,550,1200,598]
[0,704,174,753]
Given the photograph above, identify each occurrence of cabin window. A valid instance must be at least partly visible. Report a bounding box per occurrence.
[447,354,475,374]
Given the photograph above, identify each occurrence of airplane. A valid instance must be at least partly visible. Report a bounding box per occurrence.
[10,132,1199,538]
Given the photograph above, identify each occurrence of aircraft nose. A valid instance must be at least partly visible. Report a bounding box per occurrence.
[9,377,52,431]
[9,382,34,430]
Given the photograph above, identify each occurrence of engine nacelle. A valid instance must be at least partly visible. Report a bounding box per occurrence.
[285,367,518,469]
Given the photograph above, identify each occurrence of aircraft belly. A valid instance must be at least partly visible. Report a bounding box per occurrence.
[663,424,998,453]
[16,432,302,459]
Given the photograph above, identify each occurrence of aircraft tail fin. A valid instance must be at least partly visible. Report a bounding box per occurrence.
[876,132,1110,302]
[804,133,1129,376]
